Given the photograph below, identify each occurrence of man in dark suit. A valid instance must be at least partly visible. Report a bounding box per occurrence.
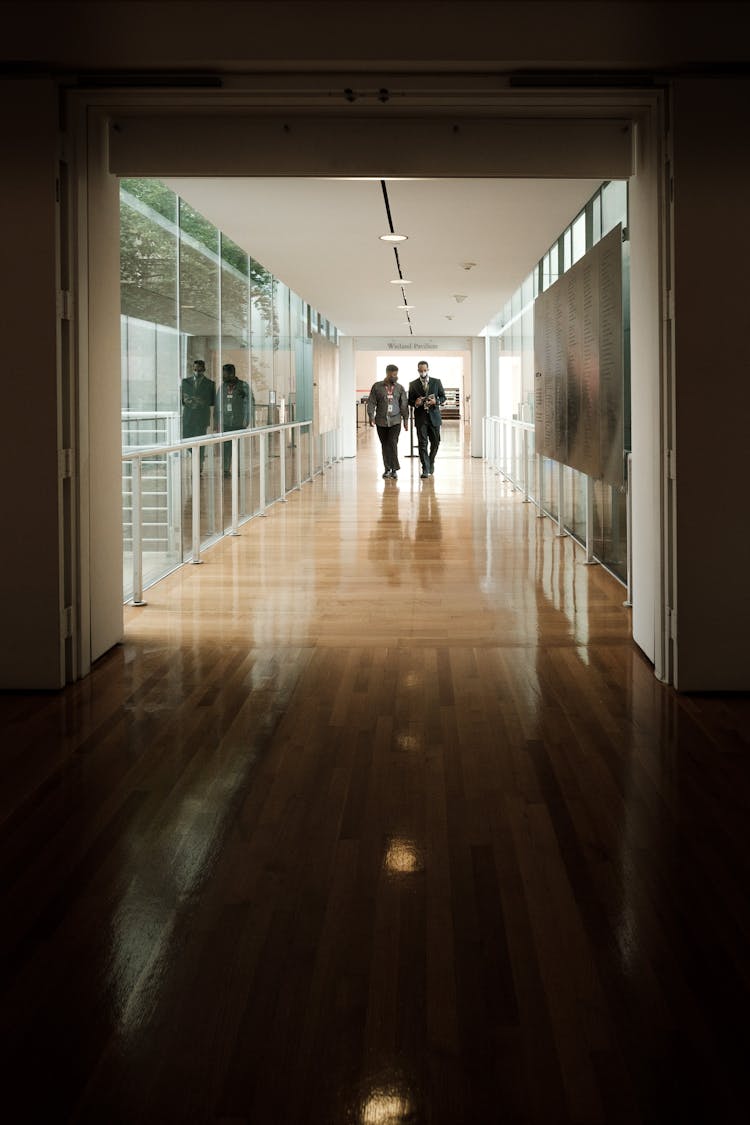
[408,360,446,478]
[181,358,215,469]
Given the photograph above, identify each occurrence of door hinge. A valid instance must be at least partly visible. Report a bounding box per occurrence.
[666,449,676,480]
[666,606,677,640]
[59,448,73,479]
[665,289,675,321]
[62,605,73,639]
[57,290,73,320]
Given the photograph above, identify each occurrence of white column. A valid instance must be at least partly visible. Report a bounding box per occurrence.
[339,336,356,458]
[470,336,487,458]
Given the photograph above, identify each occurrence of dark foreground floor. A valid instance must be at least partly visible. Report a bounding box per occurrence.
[2,432,750,1123]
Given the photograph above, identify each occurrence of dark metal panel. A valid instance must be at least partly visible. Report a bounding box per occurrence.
[534,224,624,485]
[107,114,634,178]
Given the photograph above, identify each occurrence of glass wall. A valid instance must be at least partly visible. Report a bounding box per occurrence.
[485,181,630,581]
[121,178,340,600]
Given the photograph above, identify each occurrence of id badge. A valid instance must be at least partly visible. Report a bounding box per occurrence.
[226,400,233,414]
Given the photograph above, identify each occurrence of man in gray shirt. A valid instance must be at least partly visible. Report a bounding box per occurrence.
[367,364,409,479]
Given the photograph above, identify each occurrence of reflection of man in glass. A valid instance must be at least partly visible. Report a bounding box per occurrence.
[218,363,252,477]
[181,358,215,469]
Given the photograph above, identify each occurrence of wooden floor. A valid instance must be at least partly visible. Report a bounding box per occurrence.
[2,423,750,1124]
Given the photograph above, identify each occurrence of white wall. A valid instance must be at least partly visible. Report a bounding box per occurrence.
[628,104,664,672]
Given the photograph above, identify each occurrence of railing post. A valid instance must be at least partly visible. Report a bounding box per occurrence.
[556,460,566,536]
[309,426,314,480]
[229,437,240,534]
[169,450,181,552]
[536,453,545,516]
[130,458,147,605]
[240,433,248,513]
[522,428,530,502]
[191,443,203,563]
[295,424,302,489]
[206,442,216,537]
[260,430,268,515]
[280,429,287,501]
[584,473,597,564]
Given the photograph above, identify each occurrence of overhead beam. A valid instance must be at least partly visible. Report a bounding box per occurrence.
[108,114,634,178]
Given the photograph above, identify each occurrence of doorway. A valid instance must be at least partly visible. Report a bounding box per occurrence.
[70,85,667,680]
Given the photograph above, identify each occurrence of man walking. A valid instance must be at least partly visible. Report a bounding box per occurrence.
[217,363,252,476]
[367,363,409,479]
[408,360,446,478]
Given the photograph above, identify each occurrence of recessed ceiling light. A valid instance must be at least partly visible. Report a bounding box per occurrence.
[397,304,415,310]
[380,233,408,242]
[390,278,412,284]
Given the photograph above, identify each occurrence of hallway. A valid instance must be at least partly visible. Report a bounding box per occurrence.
[2,426,750,1124]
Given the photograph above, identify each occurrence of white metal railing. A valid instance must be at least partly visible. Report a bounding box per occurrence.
[122,411,181,557]
[122,420,340,606]
[483,415,630,587]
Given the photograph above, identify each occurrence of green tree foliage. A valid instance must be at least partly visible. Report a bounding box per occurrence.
[120,179,275,338]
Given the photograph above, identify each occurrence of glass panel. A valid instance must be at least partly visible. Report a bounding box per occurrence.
[541,457,557,517]
[265,430,282,503]
[120,179,178,337]
[298,426,311,482]
[592,193,602,243]
[563,228,572,272]
[593,480,627,581]
[572,212,586,263]
[237,433,260,520]
[602,180,627,236]
[568,467,587,543]
[250,256,275,428]
[542,252,551,291]
[122,180,342,600]
[274,280,293,424]
[178,198,221,555]
[548,238,559,285]
[220,233,253,431]
[295,335,313,424]
[284,427,299,492]
[121,181,184,597]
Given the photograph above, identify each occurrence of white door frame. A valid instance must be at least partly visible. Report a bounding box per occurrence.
[64,80,671,681]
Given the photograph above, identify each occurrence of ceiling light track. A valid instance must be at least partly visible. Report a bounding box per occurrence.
[381,180,413,333]
[381,179,395,235]
[379,180,407,241]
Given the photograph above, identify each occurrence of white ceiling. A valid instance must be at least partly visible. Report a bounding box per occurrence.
[164,176,602,338]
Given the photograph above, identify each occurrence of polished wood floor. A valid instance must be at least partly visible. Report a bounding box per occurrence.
[2,424,750,1124]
